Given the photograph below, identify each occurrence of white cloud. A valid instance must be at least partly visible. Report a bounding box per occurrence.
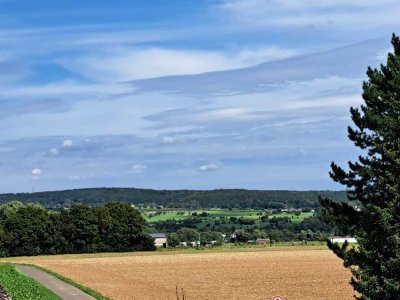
[48,147,59,156]
[131,164,147,174]
[219,0,400,29]
[201,108,255,121]
[0,80,129,99]
[199,163,222,172]
[161,136,175,144]
[221,0,398,11]
[59,46,298,82]
[62,139,73,147]
[31,168,42,175]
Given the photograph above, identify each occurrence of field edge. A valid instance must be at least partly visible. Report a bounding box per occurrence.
[15,263,110,300]
[0,263,62,300]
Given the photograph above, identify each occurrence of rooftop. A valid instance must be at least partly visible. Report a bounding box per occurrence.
[150,233,166,238]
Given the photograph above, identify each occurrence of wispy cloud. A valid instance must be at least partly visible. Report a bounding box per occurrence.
[218,0,400,29]
[0,1,396,192]
[160,136,175,144]
[59,46,298,82]
[130,164,148,174]
[199,163,222,172]
[48,147,59,156]
[0,80,129,98]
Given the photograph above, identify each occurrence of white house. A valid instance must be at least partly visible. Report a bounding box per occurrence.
[330,237,357,243]
[149,233,168,248]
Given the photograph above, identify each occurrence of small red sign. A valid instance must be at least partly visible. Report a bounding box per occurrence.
[272,296,284,300]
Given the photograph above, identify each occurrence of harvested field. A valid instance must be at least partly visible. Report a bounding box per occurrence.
[6,247,355,300]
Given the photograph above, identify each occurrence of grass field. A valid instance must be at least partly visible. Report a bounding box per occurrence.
[270,211,314,224]
[4,246,355,300]
[144,209,313,223]
[0,263,61,300]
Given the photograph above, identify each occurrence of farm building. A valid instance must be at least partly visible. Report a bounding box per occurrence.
[149,233,168,248]
[330,237,357,243]
[256,238,270,244]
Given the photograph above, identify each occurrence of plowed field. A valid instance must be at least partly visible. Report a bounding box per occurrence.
[7,247,355,300]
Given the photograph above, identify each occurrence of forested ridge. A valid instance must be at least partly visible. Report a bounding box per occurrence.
[0,188,347,209]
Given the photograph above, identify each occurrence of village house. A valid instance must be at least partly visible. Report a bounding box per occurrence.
[149,233,168,248]
[330,236,357,243]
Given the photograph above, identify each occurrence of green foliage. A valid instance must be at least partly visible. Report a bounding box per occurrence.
[0,225,10,257]
[167,233,180,247]
[0,202,155,257]
[176,228,200,242]
[60,205,100,253]
[0,188,347,210]
[150,209,329,244]
[200,231,223,245]
[320,34,400,299]
[233,229,250,242]
[0,263,61,300]
[3,204,51,256]
[144,209,266,222]
[144,209,313,223]
[0,201,25,220]
[97,202,154,252]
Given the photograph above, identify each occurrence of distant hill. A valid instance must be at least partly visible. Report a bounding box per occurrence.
[0,188,347,210]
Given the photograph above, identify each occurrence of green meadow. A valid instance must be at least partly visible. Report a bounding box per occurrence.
[143,209,313,223]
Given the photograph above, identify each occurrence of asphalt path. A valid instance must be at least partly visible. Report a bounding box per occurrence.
[16,265,96,300]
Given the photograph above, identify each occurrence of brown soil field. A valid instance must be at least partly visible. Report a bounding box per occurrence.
[5,247,355,300]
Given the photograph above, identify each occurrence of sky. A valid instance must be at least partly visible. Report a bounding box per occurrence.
[0,0,399,193]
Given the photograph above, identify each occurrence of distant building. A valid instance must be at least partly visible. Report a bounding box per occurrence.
[207,240,218,245]
[256,238,270,244]
[149,233,168,248]
[178,241,200,247]
[330,237,357,244]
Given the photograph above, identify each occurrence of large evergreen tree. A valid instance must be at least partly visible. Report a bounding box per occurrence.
[320,34,400,299]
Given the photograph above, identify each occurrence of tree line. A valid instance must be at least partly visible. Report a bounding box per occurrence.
[0,201,155,257]
[152,214,332,243]
[0,188,347,210]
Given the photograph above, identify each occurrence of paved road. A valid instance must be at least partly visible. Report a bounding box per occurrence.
[16,265,97,300]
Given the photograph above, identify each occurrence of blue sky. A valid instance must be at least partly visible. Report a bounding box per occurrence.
[0,0,399,193]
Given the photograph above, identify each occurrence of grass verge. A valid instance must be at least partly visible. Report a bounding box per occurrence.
[0,263,61,300]
[18,264,109,300]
